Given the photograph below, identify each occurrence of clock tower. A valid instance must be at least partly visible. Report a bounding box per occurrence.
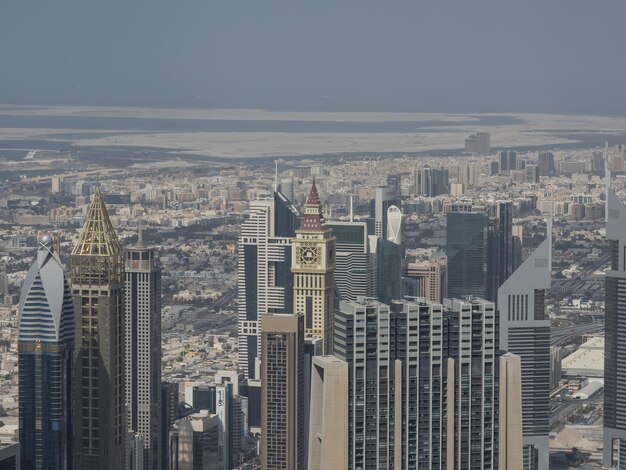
[292,180,336,354]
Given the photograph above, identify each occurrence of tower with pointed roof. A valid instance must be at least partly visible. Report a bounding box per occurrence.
[292,180,336,354]
[18,234,74,470]
[71,188,126,470]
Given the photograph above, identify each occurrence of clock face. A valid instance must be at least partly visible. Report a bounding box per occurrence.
[299,245,319,265]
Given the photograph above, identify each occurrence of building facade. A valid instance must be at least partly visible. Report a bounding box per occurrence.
[327,221,376,301]
[402,256,448,303]
[125,230,162,470]
[446,210,488,299]
[498,217,552,470]
[261,314,305,470]
[71,188,126,469]
[604,190,626,468]
[292,181,336,354]
[307,355,348,470]
[18,235,74,470]
[237,191,299,379]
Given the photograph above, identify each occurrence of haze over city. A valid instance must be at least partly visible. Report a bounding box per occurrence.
[1,2,625,470]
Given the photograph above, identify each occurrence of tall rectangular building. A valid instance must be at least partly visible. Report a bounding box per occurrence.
[604,190,626,468]
[71,188,126,470]
[237,191,299,379]
[415,167,449,197]
[446,211,488,299]
[499,353,524,470]
[261,314,305,470]
[327,221,376,301]
[125,230,162,470]
[307,355,349,470]
[444,297,499,470]
[498,217,551,470]
[487,201,514,303]
[334,300,400,470]
[18,236,74,470]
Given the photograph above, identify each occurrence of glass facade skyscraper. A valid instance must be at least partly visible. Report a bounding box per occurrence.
[446,211,488,299]
[18,235,74,470]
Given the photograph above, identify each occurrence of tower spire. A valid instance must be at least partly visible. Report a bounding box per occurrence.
[72,187,123,257]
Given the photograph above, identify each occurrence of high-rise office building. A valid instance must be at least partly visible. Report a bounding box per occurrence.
[71,188,126,469]
[444,297,499,470]
[402,256,447,303]
[604,190,626,468]
[175,411,221,470]
[537,152,555,176]
[415,167,449,197]
[390,299,446,470]
[464,132,491,155]
[334,300,400,470]
[237,191,299,379]
[261,314,305,470]
[370,186,400,240]
[161,382,180,470]
[499,150,517,174]
[498,216,551,470]
[292,180,336,354]
[487,201,514,303]
[499,353,524,470]
[327,221,376,301]
[125,229,162,470]
[307,355,348,470]
[446,210,488,298]
[335,297,502,470]
[18,235,74,470]
[0,443,20,470]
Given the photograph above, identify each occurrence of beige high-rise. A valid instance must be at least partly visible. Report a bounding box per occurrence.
[499,352,524,470]
[261,314,304,470]
[292,180,335,354]
[307,356,348,470]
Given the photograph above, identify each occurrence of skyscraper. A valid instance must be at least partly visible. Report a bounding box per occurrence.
[71,188,126,469]
[499,150,517,174]
[261,314,305,470]
[18,235,74,470]
[237,191,299,380]
[371,186,400,239]
[415,167,449,196]
[444,297,499,470]
[292,180,336,354]
[307,355,349,470]
[125,229,162,470]
[498,216,551,470]
[487,201,514,303]
[327,221,376,301]
[604,190,626,468]
[499,353,524,470]
[334,299,400,470]
[446,210,488,298]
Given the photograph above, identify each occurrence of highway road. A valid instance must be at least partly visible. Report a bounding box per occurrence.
[551,322,604,347]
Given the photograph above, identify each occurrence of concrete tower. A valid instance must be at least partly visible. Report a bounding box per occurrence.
[71,188,126,470]
[604,190,626,468]
[292,180,336,354]
[125,228,162,470]
[237,191,299,380]
[498,216,551,469]
[261,314,305,470]
[18,235,74,470]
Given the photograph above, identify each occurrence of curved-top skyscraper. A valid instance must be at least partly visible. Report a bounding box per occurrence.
[18,234,74,470]
[71,188,126,470]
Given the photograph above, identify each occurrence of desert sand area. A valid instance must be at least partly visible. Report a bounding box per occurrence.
[1,105,626,159]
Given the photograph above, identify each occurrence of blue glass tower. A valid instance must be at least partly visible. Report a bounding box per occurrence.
[18,235,74,470]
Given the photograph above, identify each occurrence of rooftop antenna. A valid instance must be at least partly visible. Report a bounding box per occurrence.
[605,141,611,223]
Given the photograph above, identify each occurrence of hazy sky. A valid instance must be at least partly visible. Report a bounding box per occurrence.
[1,0,625,114]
